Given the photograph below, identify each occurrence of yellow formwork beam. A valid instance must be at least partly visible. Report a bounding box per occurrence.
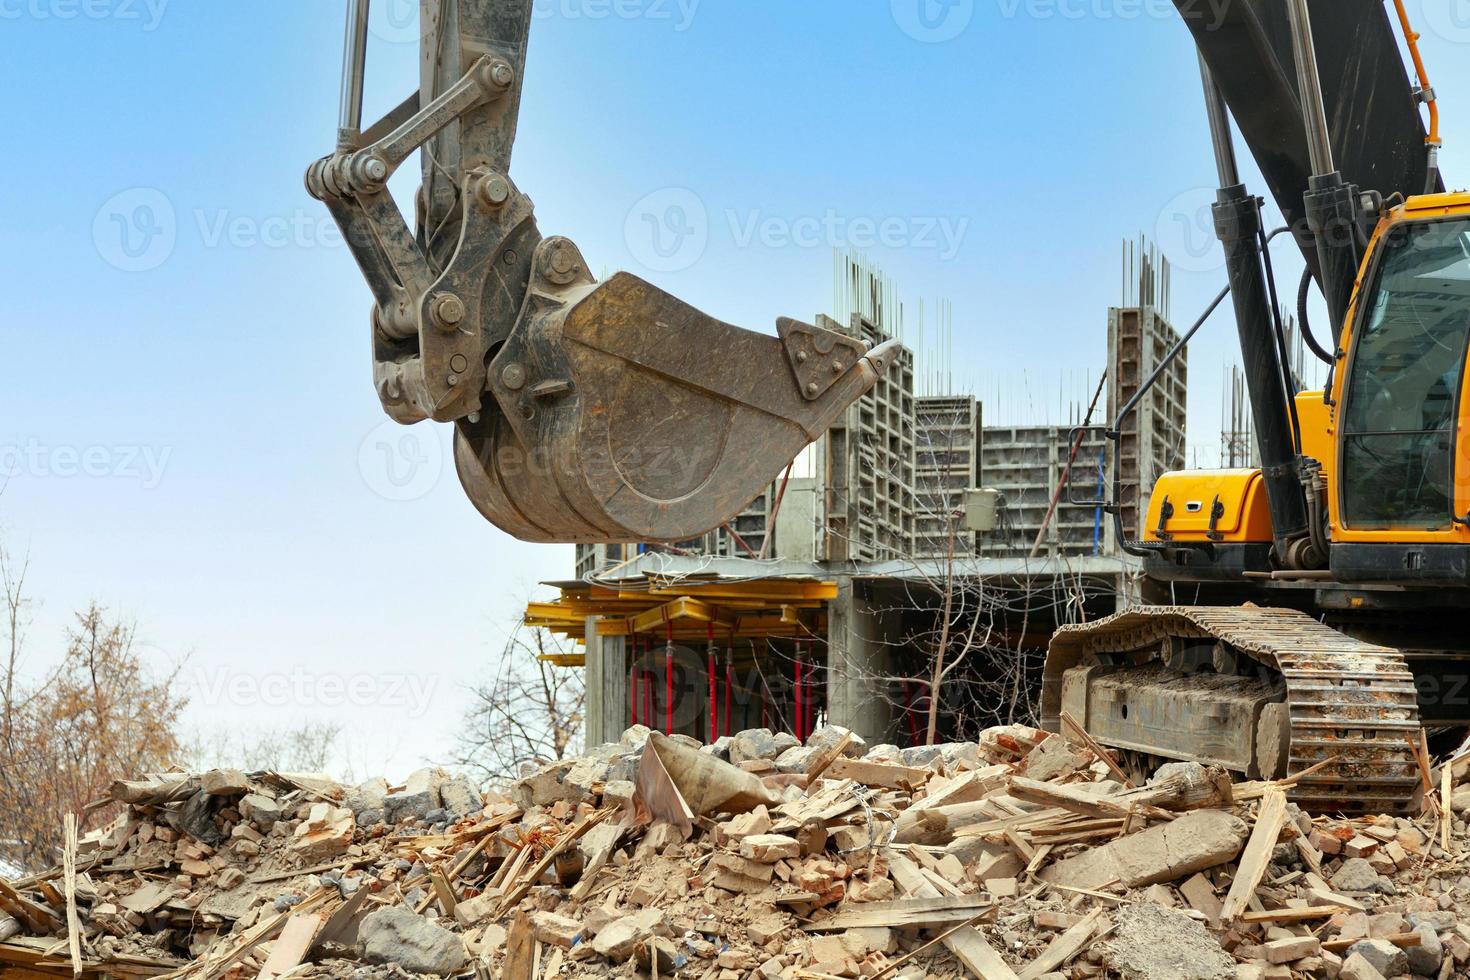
[523,578,836,654]
[627,596,735,636]
[537,653,587,667]
[644,580,838,602]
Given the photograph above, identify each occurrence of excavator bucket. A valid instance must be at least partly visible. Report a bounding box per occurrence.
[457,242,900,541]
[306,0,897,542]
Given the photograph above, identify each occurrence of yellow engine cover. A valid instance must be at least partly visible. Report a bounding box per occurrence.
[1144,470,1274,543]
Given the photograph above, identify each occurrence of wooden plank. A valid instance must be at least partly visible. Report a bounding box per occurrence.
[255,913,323,980]
[1018,909,1102,980]
[805,732,857,784]
[568,827,619,903]
[1006,777,1171,822]
[427,865,458,918]
[503,912,535,980]
[1293,836,1324,878]
[825,758,928,791]
[1002,829,1035,863]
[1441,765,1453,854]
[0,880,57,935]
[888,854,1019,980]
[62,816,81,977]
[1061,711,1135,788]
[802,894,993,931]
[1322,932,1422,954]
[1219,787,1288,924]
[1240,906,1347,924]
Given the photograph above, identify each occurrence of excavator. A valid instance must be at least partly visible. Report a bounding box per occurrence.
[304,0,898,544]
[308,0,1466,811]
[1045,1,1470,812]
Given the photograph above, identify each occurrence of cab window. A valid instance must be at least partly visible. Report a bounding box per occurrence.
[1341,217,1470,529]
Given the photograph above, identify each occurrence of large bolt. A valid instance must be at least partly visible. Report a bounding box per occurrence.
[477,173,511,209]
[352,153,389,190]
[489,60,515,88]
[501,363,527,391]
[542,239,580,284]
[432,293,466,329]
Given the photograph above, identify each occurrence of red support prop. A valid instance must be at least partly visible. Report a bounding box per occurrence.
[707,623,717,744]
[794,648,804,741]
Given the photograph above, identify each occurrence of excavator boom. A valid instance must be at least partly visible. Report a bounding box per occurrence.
[307,0,898,543]
[1182,0,1440,287]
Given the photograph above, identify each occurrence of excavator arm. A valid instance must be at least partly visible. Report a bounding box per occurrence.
[306,0,898,543]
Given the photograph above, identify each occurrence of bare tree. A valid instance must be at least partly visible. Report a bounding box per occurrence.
[1,539,33,768]
[189,720,344,776]
[0,600,188,871]
[452,626,585,787]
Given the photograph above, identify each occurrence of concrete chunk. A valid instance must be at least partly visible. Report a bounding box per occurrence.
[531,911,585,949]
[739,834,801,862]
[360,907,468,976]
[1039,809,1249,890]
[1338,952,1387,980]
[1344,940,1406,979]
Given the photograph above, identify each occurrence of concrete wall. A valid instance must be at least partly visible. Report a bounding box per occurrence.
[825,577,899,744]
[582,619,627,748]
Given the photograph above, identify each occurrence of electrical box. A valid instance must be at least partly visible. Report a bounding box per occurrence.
[963,488,1003,533]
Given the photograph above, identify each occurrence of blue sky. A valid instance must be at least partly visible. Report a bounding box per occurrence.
[2,0,1468,776]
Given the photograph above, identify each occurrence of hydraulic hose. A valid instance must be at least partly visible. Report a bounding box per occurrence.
[1391,0,1443,193]
[1295,267,1336,365]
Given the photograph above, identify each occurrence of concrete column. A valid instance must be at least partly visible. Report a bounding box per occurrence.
[825,576,893,744]
[582,618,628,748]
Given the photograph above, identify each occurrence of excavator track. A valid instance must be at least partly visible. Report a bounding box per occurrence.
[1045,606,1423,813]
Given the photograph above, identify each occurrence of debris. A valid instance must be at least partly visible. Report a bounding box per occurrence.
[5,724,1470,980]
[1102,904,1236,980]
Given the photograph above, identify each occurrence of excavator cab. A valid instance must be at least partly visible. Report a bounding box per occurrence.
[306,0,897,543]
[1335,207,1470,535]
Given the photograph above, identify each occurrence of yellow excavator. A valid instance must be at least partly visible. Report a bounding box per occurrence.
[305,0,898,544]
[1046,1,1469,812]
[308,1,1467,811]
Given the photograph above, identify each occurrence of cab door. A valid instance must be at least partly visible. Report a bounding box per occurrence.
[1334,212,1470,544]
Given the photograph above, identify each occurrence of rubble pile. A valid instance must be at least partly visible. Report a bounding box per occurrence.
[4,723,1470,980]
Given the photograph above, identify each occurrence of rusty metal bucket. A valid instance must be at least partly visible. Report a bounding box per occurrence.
[454,238,900,543]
